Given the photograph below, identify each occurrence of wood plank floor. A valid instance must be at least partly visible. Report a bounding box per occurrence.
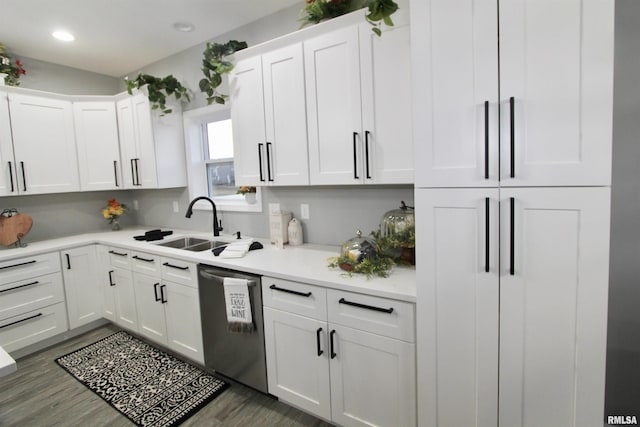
[0,324,333,426]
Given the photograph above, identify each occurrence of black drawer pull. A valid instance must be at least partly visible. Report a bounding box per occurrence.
[316,327,324,357]
[154,283,161,302]
[66,253,71,270]
[163,262,189,271]
[0,280,40,293]
[0,312,42,329]
[108,250,128,257]
[338,298,394,314]
[132,255,155,263]
[108,270,115,286]
[269,284,312,297]
[160,284,167,303]
[0,260,37,270]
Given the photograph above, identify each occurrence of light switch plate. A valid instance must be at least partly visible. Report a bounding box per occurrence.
[172,201,179,213]
[269,203,281,214]
[300,204,309,219]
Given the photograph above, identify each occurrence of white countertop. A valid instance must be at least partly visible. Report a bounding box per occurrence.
[0,228,416,303]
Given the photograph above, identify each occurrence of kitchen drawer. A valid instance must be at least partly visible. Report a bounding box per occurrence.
[0,252,61,285]
[327,289,415,342]
[108,247,131,269]
[0,302,69,353]
[262,277,327,321]
[160,257,197,288]
[131,251,161,277]
[0,272,65,321]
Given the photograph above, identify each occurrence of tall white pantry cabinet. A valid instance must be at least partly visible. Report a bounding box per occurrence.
[411,1,614,427]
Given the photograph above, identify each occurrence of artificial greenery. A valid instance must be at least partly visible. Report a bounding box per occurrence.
[125,73,190,115]
[328,253,395,279]
[300,0,399,36]
[199,40,248,105]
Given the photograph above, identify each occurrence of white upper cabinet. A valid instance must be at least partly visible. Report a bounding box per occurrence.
[414,0,613,188]
[116,92,187,189]
[231,44,309,186]
[73,100,122,191]
[305,25,363,185]
[359,6,413,184]
[0,91,15,196]
[8,93,80,194]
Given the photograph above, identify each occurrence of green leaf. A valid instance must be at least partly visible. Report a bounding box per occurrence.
[372,27,382,37]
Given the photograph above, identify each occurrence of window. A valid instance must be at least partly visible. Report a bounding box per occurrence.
[183,104,262,212]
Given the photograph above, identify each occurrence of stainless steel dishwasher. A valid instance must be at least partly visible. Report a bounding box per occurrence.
[198,264,268,394]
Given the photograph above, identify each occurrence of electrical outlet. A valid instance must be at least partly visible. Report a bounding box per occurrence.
[269,203,281,214]
[300,203,310,219]
[133,200,139,211]
[172,201,179,213]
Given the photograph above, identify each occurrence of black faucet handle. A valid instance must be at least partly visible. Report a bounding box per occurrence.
[236,231,241,239]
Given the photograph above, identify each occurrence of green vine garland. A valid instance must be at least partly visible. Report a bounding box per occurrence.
[125,73,190,115]
[199,40,248,105]
[300,0,399,36]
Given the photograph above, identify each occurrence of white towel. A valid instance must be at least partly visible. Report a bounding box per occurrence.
[219,240,252,258]
[223,277,254,333]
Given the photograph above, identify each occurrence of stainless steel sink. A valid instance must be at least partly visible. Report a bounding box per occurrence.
[155,236,229,251]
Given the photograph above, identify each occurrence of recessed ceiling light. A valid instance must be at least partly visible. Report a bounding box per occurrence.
[173,22,195,32]
[52,30,75,42]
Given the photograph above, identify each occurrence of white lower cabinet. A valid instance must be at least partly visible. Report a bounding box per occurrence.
[61,245,102,329]
[163,281,203,363]
[0,252,68,353]
[416,186,611,427]
[263,277,416,426]
[111,267,139,332]
[133,273,165,342]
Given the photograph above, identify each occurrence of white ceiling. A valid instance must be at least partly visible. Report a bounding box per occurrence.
[0,0,302,77]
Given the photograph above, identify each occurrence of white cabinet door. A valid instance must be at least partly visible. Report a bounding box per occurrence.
[0,91,16,196]
[8,93,80,194]
[230,56,266,187]
[96,246,116,322]
[133,274,166,344]
[499,187,610,427]
[305,26,363,185]
[111,267,138,332]
[116,97,138,189]
[73,101,122,191]
[499,0,613,186]
[60,246,102,329]
[263,307,331,420]
[359,6,413,184]
[415,188,499,427]
[262,43,309,186]
[163,281,204,364]
[329,324,416,427]
[412,0,499,188]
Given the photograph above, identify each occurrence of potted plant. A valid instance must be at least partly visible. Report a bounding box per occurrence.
[125,73,190,115]
[300,0,399,36]
[0,43,26,86]
[237,186,257,204]
[199,40,248,105]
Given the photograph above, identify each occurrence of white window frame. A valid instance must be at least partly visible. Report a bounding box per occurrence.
[183,104,262,212]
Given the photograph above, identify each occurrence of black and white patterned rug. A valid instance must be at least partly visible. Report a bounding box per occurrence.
[56,331,228,427]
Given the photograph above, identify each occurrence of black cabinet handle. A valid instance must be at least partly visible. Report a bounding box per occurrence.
[108,250,128,257]
[258,143,265,182]
[0,312,42,330]
[160,284,167,303]
[338,297,394,314]
[510,96,515,178]
[269,284,312,297]
[132,255,154,263]
[330,330,337,359]
[364,130,371,179]
[485,197,490,273]
[113,160,119,187]
[353,132,359,179]
[65,253,71,270]
[8,161,14,192]
[266,142,274,182]
[154,282,161,302]
[163,262,189,271]
[0,280,39,294]
[108,270,115,286]
[484,100,489,179]
[510,197,515,275]
[130,158,136,186]
[20,161,26,191]
[134,159,141,186]
[0,260,36,270]
[316,327,324,356]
